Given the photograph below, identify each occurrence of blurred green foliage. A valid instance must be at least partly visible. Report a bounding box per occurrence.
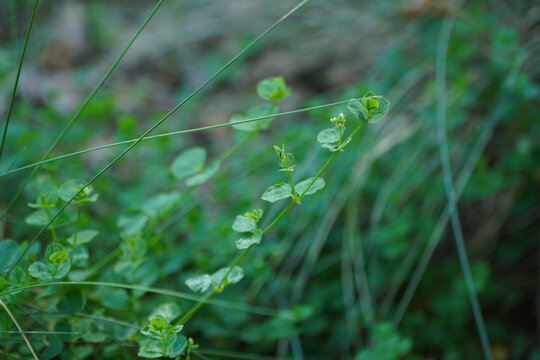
[0,0,538,359]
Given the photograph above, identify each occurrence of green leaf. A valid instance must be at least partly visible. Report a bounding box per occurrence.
[142,192,181,220]
[138,339,163,358]
[150,315,168,331]
[117,214,148,236]
[57,288,85,314]
[235,229,262,250]
[185,274,212,293]
[46,243,69,264]
[149,303,181,323]
[67,230,98,246]
[0,240,21,273]
[256,76,291,102]
[101,288,129,310]
[58,179,98,203]
[261,182,292,203]
[295,177,326,197]
[366,97,390,124]
[347,95,390,124]
[171,147,206,180]
[317,127,340,144]
[347,100,369,122]
[28,262,52,280]
[54,261,71,279]
[25,209,49,226]
[230,104,277,132]
[232,215,257,233]
[168,335,188,357]
[185,160,221,187]
[211,266,244,290]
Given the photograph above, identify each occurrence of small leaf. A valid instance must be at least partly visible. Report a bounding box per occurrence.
[295,177,326,197]
[28,262,52,280]
[25,209,49,226]
[57,288,85,314]
[261,183,292,203]
[54,261,71,279]
[366,97,390,124]
[232,215,257,233]
[117,214,148,236]
[168,335,188,357]
[235,229,262,250]
[185,160,221,187]
[0,240,21,273]
[347,100,369,122]
[101,288,129,310]
[230,105,277,132]
[149,303,181,323]
[317,127,340,144]
[150,315,168,331]
[171,147,206,180]
[211,266,244,290]
[58,179,97,203]
[46,243,68,264]
[185,274,212,293]
[256,76,291,102]
[67,230,98,246]
[142,192,181,220]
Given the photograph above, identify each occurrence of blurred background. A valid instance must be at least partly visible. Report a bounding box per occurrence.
[0,0,539,359]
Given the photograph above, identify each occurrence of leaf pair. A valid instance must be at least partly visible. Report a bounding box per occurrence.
[261,177,326,203]
[139,314,187,359]
[28,243,71,280]
[232,209,263,249]
[185,266,244,294]
[347,91,390,124]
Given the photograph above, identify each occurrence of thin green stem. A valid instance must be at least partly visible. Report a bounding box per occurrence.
[0,281,290,319]
[0,98,362,178]
[0,0,39,164]
[11,0,309,268]
[177,122,367,325]
[287,171,296,199]
[0,299,38,360]
[0,0,165,220]
[435,16,492,360]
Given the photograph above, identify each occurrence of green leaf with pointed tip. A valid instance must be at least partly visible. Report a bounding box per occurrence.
[295,177,326,197]
[232,215,257,233]
[317,127,340,144]
[171,147,206,180]
[0,240,21,273]
[185,274,212,293]
[236,229,262,249]
[185,160,221,187]
[46,243,68,264]
[257,76,291,102]
[67,230,98,246]
[261,182,292,203]
[230,104,277,132]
